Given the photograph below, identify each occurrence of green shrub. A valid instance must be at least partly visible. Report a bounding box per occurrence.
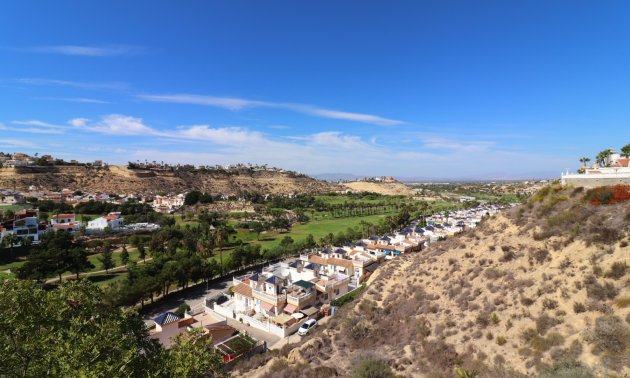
[352,358,396,378]
[496,336,507,346]
[586,315,630,355]
[605,261,628,280]
[331,285,366,307]
[540,359,595,378]
[573,302,586,313]
[536,313,560,335]
[174,303,191,318]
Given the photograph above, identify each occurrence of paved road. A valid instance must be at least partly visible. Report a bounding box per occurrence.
[142,277,232,318]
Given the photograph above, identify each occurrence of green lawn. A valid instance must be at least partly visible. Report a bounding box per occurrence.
[315,194,406,205]
[0,204,33,213]
[0,259,26,272]
[87,248,141,271]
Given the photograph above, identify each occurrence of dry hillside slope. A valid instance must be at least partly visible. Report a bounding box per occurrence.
[0,166,339,194]
[235,185,630,377]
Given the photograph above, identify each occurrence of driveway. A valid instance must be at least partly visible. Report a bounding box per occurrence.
[225,317,281,347]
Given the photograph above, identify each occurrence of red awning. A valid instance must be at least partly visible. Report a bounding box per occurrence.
[260,302,274,312]
[284,304,297,314]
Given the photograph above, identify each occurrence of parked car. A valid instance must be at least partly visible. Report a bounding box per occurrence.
[297,319,317,336]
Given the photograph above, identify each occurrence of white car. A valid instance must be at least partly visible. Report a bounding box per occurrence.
[297,319,317,336]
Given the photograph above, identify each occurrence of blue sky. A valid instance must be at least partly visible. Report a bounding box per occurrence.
[1,1,629,179]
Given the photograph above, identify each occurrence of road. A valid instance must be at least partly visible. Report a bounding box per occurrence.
[142,276,232,318]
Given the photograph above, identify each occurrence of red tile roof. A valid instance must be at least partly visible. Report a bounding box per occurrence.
[52,214,75,220]
[232,283,252,298]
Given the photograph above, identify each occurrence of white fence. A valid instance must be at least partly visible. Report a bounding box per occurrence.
[213,303,308,338]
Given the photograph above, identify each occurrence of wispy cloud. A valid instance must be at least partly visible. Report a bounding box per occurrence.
[10,44,141,57]
[419,135,495,152]
[6,120,69,134]
[14,78,128,91]
[137,93,404,126]
[37,97,111,104]
[0,138,36,148]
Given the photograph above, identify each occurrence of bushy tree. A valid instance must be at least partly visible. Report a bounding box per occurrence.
[0,280,224,377]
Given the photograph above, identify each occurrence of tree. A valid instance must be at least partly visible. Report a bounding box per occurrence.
[579,157,591,166]
[2,233,17,258]
[68,248,95,280]
[99,243,115,274]
[138,243,147,262]
[163,328,224,377]
[0,280,225,377]
[596,148,613,167]
[120,245,130,266]
[215,226,230,276]
[621,143,630,158]
[251,221,265,241]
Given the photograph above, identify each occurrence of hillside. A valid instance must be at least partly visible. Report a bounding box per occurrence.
[235,185,630,377]
[342,180,415,196]
[0,166,340,195]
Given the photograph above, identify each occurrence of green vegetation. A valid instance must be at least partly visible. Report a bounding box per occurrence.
[352,358,397,378]
[331,284,366,307]
[0,280,224,377]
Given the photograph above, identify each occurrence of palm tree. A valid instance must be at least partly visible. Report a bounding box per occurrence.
[3,233,17,258]
[579,157,591,166]
[596,149,613,167]
[621,143,630,158]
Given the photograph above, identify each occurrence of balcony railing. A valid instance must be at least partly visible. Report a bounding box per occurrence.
[252,289,286,304]
[287,292,314,305]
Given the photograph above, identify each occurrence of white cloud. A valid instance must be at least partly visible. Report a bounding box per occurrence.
[139,94,270,111]
[71,114,156,135]
[175,125,264,145]
[419,135,495,152]
[303,131,374,151]
[137,93,403,126]
[15,45,140,57]
[38,97,110,104]
[0,139,36,148]
[7,120,69,134]
[14,78,128,91]
[292,106,403,126]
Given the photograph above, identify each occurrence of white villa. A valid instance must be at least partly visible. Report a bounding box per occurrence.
[87,212,124,231]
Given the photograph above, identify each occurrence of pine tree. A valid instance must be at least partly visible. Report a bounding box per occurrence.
[120,245,130,266]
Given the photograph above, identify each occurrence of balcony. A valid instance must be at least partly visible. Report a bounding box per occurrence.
[252,289,286,305]
[287,292,314,305]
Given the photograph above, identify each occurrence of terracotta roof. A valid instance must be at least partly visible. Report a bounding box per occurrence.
[52,214,74,220]
[308,255,354,270]
[105,214,120,221]
[366,244,397,251]
[232,283,253,298]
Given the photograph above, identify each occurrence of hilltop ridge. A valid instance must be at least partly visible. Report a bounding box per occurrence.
[235,185,630,377]
[0,165,340,195]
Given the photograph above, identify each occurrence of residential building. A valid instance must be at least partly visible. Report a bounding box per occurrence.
[146,307,232,349]
[50,214,80,233]
[86,212,124,231]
